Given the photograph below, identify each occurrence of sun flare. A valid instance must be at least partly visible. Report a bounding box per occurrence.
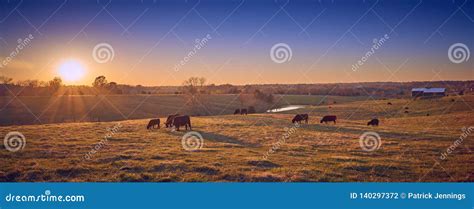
[58,60,86,83]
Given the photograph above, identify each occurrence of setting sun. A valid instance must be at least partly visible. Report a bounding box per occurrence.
[58,60,86,83]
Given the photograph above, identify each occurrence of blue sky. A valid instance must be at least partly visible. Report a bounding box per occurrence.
[0,0,473,85]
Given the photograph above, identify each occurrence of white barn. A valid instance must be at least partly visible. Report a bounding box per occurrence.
[411,88,446,97]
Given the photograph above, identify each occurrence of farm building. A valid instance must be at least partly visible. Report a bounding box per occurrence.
[411,88,446,97]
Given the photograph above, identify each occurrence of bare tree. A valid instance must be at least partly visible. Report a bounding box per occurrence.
[48,77,62,92]
[182,77,208,115]
[0,76,13,85]
[182,77,206,95]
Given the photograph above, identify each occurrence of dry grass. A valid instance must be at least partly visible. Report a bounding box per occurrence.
[0,95,473,182]
[0,94,368,125]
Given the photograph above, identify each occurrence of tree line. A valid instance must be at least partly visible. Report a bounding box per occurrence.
[1,75,472,97]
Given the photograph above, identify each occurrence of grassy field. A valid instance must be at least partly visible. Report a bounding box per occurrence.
[0,94,368,125]
[0,95,473,182]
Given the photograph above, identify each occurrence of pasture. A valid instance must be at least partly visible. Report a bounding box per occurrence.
[0,94,368,125]
[0,95,473,182]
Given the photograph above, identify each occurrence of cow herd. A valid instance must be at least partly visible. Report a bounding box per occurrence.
[291,114,337,124]
[234,108,247,115]
[233,106,256,115]
[147,107,380,131]
[148,114,378,131]
[147,114,192,131]
[291,114,380,126]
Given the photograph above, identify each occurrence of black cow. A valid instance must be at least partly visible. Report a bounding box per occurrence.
[367,119,379,126]
[320,115,337,124]
[240,109,248,115]
[172,115,192,131]
[147,119,160,129]
[165,114,179,128]
[234,109,240,114]
[292,114,308,124]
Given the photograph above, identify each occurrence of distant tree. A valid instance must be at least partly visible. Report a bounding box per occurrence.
[26,80,39,88]
[182,77,208,115]
[182,77,206,95]
[107,81,117,92]
[48,77,62,91]
[108,82,117,88]
[39,81,48,87]
[16,80,28,86]
[0,76,13,85]
[92,76,108,88]
[104,81,123,94]
[227,85,240,94]
[198,77,206,93]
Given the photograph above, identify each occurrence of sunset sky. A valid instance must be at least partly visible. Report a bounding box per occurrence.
[0,0,473,86]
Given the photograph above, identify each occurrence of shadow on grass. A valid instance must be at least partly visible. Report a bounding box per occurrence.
[166,130,258,147]
[301,123,453,141]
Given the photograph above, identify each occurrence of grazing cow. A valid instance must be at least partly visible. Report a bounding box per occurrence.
[147,119,160,129]
[387,102,392,105]
[367,119,379,126]
[172,115,192,131]
[234,109,240,114]
[165,114,179,128]
[404,111,409,114]
[240,109,248,115]
[292,114,308,124]
[320,115,337,124]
